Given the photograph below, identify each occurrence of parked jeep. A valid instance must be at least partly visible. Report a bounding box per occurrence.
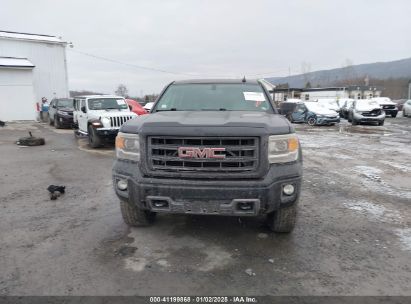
[347,99,385,125]
[73,95,137,148]
[48,98,74,128]
[112,79,303,233]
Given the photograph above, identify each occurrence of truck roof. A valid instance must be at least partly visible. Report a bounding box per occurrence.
[173,79,260,85]
[74,95,124,99]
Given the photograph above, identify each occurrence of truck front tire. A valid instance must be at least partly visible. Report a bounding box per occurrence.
[120,200,156,227]
[88,125,102,148]
[267,204,297,233]
[54,116,61,129]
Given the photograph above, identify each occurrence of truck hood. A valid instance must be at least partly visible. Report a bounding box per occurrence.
[57,107,73,113]
[356,104,381,112]
[121,111,292,135]
[311,108,338,115]
[88,110,137,118]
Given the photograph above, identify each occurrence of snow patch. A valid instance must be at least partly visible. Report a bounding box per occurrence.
[353,166,382,181]
[198,246,232,272]
[379,160,411,173]
[394,228,411,252]
[125,257,148,272]
[343,200,403,224]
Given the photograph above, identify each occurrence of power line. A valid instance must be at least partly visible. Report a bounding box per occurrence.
[68,48,300,79]
[68,49,198,77]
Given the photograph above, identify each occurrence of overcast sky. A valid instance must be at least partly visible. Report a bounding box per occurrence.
[1,0,410,96]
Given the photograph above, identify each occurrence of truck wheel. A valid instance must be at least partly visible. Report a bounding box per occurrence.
[352,119,358,126]
[307,117,317,126]
[286,114,293,122]
[378,120,384,126]
[267,204,297,233]
[403,110,407,117]
[120,200,156,227]
[391,113,397,118]
[88,125,102,148]
[54,116,61,129]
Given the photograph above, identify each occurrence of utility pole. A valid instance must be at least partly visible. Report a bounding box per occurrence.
[287,66,291,100]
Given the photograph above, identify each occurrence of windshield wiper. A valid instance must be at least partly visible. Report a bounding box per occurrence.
[156,108,178,112]
[201,108,227,111]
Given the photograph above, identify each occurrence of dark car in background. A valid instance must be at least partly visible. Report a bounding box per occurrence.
[279,101,298,117]
[49,98,74,128]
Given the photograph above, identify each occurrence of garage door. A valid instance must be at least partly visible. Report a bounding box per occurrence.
[0,65,36,121]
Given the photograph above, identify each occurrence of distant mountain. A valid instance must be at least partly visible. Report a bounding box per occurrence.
[266,57,411,88]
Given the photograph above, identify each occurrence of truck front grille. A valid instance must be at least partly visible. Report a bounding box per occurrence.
[362,109,382,116]
[110,116,134,128]
[147,136,259,172]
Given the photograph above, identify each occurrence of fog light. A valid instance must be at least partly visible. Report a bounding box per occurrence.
[283,184,295,196]
[117,179,128,191]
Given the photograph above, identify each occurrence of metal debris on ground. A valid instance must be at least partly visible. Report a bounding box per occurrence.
[16,131,45,146]
[245,268,256,276]
[47,185,66,200]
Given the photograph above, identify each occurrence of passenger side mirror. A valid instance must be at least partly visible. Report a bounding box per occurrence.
[81,106,86,113]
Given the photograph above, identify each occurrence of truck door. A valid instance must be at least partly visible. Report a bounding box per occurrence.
[78,99,88,132]
[291,104,307,122]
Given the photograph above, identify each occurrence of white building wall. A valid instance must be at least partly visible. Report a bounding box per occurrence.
[301,90,349,101]
[0,68,36,121]
[0,38,69,103]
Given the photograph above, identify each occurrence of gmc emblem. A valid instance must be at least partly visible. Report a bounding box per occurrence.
[178,147,226,159]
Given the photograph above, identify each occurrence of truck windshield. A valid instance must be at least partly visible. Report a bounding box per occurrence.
[153,83,272,112]
[88,98,128,110]
[57,99,74,109]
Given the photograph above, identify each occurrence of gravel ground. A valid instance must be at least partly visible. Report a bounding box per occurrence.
[0,116,410,296]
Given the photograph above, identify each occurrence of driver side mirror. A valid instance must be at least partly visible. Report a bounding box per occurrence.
[81,106,86,113]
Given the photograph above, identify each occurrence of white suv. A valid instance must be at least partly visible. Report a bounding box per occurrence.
[73,95,137,148]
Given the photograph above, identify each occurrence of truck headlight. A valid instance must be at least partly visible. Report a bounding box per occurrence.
[101,117,110,127]
[268,134,299,164]
[115,132,140,161]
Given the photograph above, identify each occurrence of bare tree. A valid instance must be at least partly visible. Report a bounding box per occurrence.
[115,84,129,97]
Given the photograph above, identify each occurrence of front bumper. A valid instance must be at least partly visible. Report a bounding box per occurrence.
[113,160,302,216]
[353,112,385,122]
[95,127,120,137]
[316,116,340,125]
[57,115,73,127]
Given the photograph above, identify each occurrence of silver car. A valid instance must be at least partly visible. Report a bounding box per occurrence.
[348,99,385,126]
[403,100,411,117]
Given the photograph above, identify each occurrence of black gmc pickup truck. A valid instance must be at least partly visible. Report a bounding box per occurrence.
[112,79,303,232]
